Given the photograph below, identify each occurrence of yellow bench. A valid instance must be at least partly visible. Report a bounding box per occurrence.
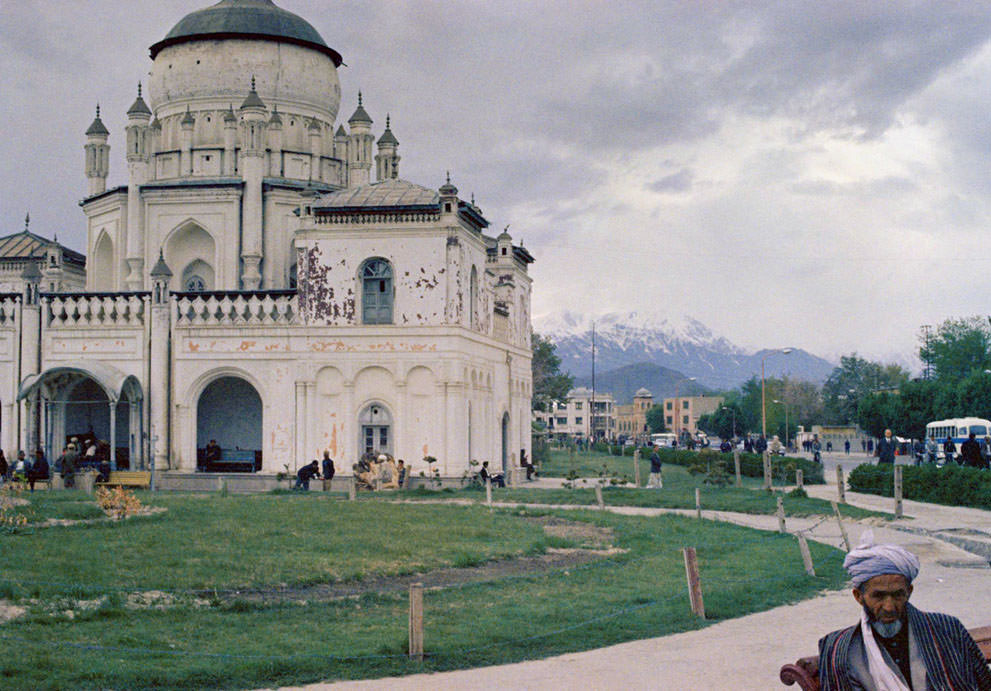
[95,471,151,489]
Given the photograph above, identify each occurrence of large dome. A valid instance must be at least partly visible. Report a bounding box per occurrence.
[150,0,342,66]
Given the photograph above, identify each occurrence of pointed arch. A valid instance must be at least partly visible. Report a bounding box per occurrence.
[164,220,217,291]
[92,230,114,291]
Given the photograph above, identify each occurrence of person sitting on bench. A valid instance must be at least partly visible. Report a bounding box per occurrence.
[817,531,991,690]
[479,461,505,488]
[28,449,49,492]
[520,448,535,480]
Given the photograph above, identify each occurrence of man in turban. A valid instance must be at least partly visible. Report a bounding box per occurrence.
[818,531,991,690]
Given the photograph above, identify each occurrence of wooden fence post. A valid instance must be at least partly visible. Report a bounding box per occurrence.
[348,476,356,501]
[836,465,846,504]
[695,487,702,520]
[894,465,903,519]
[682,547,705,619]
[408,583,424,661]
[733,450,742,487]
[595,484,605,510]
[763,451,772,489]
[832,500,851,552]
[776,496,786,533]
[485,477,492,507]
[797,535,815,576]
[634,449,641,488]
[796,469,804,490]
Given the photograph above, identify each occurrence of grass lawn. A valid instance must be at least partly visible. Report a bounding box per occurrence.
[0,492,849,690]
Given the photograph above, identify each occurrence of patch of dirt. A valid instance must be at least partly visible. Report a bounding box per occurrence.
[0,599,26,624]
[36,505,167,528]
[210,516,623,606]
[215,549,617,605]
[1,497,29,508]
[126,590,211,610]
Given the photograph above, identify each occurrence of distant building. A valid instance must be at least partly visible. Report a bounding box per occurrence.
[536,387,616,442]
[0,215,86,294]
[663,395,724,437]
[616,387,653,440]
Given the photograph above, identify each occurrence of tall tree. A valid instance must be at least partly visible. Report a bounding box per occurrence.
[645,404,667,434]
[531,332,573,411]
[822,354,910,424]
[919,316,991,382]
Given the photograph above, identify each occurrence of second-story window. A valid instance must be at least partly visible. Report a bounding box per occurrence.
[361,258,393,324]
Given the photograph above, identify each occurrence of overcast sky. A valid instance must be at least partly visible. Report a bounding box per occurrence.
[4,1,991,367]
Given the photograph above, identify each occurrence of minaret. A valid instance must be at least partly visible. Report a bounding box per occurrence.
[222,105,237,176]
[125,83,152,290]
[239,77,268,290]
[347,92,373,187]
[267,106,283,177]
[308,117,323,181]
[439,171,459,217]
[149,249,173,473]
[180,106,195,177]
[375,114,400,181]
[333,125,348,173]
[84,104,110,196]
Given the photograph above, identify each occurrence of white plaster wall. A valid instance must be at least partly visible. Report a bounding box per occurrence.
[149,40,341,125]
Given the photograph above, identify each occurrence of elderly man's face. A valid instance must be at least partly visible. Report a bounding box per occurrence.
[854,573,912,624]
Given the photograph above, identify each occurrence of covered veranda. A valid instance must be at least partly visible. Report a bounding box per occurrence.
[18,361,144,470]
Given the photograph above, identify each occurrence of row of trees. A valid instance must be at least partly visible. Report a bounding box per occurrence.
[534,316,991,442]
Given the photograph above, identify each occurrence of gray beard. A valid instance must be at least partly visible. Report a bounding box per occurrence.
[864,605,903,638]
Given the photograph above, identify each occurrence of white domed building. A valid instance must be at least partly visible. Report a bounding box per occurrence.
[1,0,534,487]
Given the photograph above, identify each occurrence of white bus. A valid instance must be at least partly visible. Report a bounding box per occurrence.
[925,417,991,462]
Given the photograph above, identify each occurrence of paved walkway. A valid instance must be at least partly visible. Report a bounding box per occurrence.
[268,479,991,691]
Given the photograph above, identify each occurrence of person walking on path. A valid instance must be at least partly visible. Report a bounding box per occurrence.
[943,436,957,465]
[844,439,850,454]
[61,443,78,489]
[647,448,663,488]
[876,429,896,465]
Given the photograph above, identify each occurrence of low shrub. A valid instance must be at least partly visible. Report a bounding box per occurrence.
[656,448,824,484]
[847,463,991,510]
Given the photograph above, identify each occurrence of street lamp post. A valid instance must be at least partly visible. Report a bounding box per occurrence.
[720,406,736,440]
[761,348,794,444]
[773,399,789,451]
[674,377,697,442]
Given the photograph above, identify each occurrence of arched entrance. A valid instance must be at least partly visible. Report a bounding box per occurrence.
[501,412,510,473]
[196,377,262,472]
[18,364,144,470]
[359,403,392,457]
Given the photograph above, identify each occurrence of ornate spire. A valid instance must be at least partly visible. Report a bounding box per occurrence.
[86,103,109,136]
[24,213,30,232]
[439,171,458,196]
[348,90,372,125]
[377,113,398,146]
[128,82,152,116]
[240,75,266,110]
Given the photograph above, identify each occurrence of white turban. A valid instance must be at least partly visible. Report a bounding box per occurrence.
[843,530,920,589]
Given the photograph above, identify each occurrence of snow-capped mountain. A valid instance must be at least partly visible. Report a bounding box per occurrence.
[534,309,836,395]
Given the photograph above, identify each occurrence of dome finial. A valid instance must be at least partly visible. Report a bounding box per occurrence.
[386,114,390,129]
[358,90,363,106]
[251,75,256,91]
[446,171,451,185]
[137,82,142,98]
[96,103,100,118]
[24,212,30,232]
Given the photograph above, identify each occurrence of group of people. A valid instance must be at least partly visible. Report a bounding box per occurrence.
[0,438,106,491]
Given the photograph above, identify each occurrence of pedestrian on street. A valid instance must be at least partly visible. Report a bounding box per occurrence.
[876,429,896,465]
[960,432,984,469]
[844,439,850,454]
[943,436,957,465]
[925,434,938,464]
[647,448,663,488]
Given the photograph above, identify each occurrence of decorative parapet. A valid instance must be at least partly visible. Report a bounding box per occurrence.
[0,293,20,327]
[44,292,147,327]
[174,290,298,326]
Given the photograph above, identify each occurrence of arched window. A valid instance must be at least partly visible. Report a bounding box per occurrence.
[185,275,206,292]
[361,258,393,324]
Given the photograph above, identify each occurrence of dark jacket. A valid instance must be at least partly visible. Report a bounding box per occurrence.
[876,437,897,464]
[961,437,984,468]
[322,457,335,478]
[649,452,662,473]
[818,603,991,691]
[30,456,49,479]
[297,463,319,481]
[0,454,7,477]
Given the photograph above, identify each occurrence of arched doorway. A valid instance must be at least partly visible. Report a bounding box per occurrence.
[358,403,392,457]
[196,377,262,472]
[501,412,510,473]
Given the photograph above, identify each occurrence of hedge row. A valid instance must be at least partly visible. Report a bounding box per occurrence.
[847,463,991,510]
[656,448,825,485]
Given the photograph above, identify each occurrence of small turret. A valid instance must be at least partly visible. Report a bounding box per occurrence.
[150,248,172,305]
[347,92,373,187]
[239,76,268,154]
[21,253,42,305]
[497,225,513,263]
[439,171,458,215]
[127,82,152,118]
[375,114,400,181]
[84,104,110,196]
[126,84,151,164]
[333,124,348,162]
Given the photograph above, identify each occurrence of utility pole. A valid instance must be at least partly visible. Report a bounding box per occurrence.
[921,324,932,380]
[590,322,596,442]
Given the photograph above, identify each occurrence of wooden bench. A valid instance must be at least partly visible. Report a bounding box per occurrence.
[780,625,991,689]
[95,471,151,490]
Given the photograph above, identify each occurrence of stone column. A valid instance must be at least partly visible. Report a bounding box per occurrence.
[149,282,171,472]
[108,401,117,470]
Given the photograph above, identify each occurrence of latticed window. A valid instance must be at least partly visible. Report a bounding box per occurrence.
[185,275,206,292]
[361,259,393,324]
